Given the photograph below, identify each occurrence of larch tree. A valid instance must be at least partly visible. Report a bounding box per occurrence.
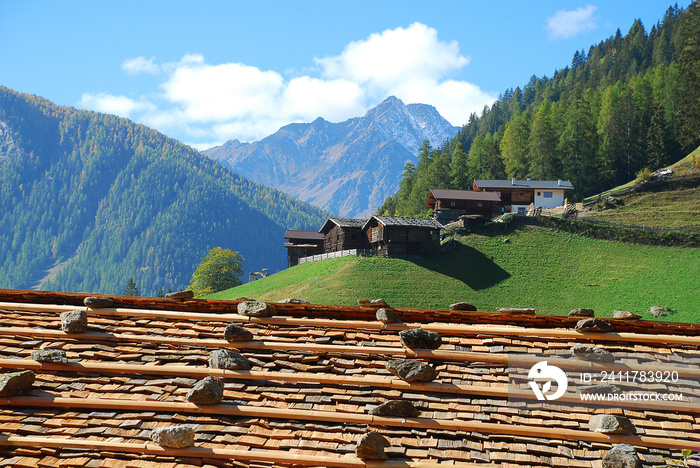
[501,112,531,178]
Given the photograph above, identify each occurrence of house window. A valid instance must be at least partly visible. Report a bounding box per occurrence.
[477,202,483,207]
[537,192,541,196]
[544,192,553,198]
[519,193,525,198]
[450,201,455,207]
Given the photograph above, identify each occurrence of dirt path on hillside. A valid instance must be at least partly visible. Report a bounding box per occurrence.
[30,244,82,290]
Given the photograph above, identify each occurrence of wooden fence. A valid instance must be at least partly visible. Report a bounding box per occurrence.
[298,248,378,265]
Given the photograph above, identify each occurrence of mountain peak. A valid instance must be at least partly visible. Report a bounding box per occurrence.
[382,95,404,105]
[203,98,458,218]
[366,96,405,115]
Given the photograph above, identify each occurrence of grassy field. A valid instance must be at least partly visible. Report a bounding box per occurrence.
[210,224,699,322]
[581,185,700,229]
[581,146,700,229]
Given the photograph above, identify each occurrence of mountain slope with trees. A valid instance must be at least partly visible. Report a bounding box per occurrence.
[0,86,327,295]
[381,3,700,216]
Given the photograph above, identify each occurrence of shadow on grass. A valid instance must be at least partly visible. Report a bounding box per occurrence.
[414,243,511,291]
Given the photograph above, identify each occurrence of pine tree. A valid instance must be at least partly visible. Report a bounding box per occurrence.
[124,277,139,296]
[597,84,627,187]
[528,101,560,179]
[501,112,531,178]
[449,141,469,189]
[557,87,598,197]
[679,0,700,149]
[466,135,490,179]
[646,103,671,170]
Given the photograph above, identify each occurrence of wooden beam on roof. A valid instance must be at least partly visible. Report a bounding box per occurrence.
[2,325,700,383]
[0,435,489,468]
[2,395,698,452]
[1,359,695,414]
[2,301,698,345]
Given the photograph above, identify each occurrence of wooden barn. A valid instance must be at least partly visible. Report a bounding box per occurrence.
[474,178,574,213]
[363,216,443,258]
[319,217,368,253]
[426,188,502,223]
[283,230,325,267]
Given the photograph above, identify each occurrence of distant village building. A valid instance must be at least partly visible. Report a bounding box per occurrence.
[473,178,574,213]
[283,230,324,267]
[426,189,501,224]
[284,216,444,266]
[363,216,443,258]
[319,217,367,253]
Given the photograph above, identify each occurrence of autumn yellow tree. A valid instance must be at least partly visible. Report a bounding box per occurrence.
[188,247,244,297]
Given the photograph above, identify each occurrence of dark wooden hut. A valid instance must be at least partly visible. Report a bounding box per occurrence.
[362,216,443,258]
[318,217,368,253]
[283,230,325,267]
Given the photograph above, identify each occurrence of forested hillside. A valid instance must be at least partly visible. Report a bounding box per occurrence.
[0,87,327,295]
[381,3,700,216]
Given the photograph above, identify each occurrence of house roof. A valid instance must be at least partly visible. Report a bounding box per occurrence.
[363,216,444,230]
[474,179,575,191]
[426,189,501,208]
[0,288,698,467]
[283,230,325,241]
[319,217,366,234]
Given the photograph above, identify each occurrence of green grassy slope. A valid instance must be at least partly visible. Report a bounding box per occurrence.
[581,185,700,229]
[581,146,700,229]
[210,224,699,322]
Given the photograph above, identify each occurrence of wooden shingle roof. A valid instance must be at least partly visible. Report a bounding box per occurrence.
[283,230,325,241]
[364,216,444,230]
[319,217,366,234]
[428,189,501,202]
[474,179,575,191]
[0,289,698,467]
[426,190,501,209]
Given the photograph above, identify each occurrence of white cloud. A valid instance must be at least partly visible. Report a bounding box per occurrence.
[281,77,366,122]
[79,92,154,118]
[161,61,285,122]
[79,23,496,146]
[546,5,597,40]
[122,56,160,75]
[317,23,469,89]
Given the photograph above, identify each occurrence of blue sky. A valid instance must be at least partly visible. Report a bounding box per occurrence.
[0,0,689,149]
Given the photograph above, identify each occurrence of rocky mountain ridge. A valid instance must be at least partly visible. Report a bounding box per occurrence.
[203,96,459,218]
